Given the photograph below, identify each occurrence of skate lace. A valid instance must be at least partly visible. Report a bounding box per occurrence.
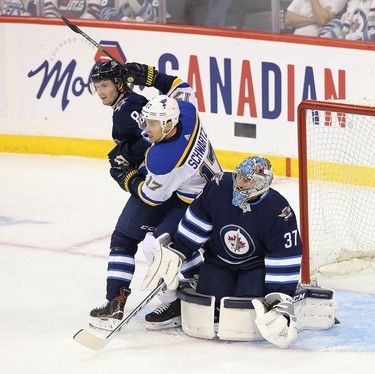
[93,301,110,311]
[153,302,171,315]
[93,297,122,312]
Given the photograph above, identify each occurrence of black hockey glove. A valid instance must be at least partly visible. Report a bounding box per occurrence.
[110,165,144,194]
[108,142,133,168]
[124,62,157,87]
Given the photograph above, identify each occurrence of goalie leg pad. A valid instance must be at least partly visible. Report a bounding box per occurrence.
[178,287,216,339]
[293,286,336,330]
[178,286,265,342]
[217,297,263,341]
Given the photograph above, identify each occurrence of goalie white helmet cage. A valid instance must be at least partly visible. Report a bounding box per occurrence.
[139,95,180,132]
[232,156,273,209]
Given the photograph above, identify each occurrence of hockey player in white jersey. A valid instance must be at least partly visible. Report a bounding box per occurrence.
[112,87,222,329]
[1,0,36,15]
[99,0,159,22]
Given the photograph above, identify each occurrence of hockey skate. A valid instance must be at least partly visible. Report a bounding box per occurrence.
[89,287,131,331]
[145,298,181,330]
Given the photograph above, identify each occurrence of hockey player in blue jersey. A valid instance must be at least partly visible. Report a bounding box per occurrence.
[88,61,209,330]
[111,93,222,329]
[142,156,303,346]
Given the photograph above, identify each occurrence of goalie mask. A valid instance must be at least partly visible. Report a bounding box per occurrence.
[232,156,273,211]
[139,95,180,142]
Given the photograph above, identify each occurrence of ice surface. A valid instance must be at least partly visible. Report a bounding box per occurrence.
[0,154,374,374]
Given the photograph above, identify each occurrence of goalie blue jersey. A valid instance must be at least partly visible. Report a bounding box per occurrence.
[174,172,302,295]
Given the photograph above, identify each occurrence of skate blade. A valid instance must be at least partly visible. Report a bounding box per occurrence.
[145,317,181,330]
[89,317,123,331]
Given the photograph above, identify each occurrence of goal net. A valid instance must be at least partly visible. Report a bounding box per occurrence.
[297,99,375,284]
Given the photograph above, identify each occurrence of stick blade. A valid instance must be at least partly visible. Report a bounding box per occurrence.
[73,329,109,351]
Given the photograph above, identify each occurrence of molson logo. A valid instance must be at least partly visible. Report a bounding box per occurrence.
[27,38,126,111]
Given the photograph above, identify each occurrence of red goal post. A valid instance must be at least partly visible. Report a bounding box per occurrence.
[297,99,375,284]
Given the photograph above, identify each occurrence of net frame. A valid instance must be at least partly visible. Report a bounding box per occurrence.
[297,99,375,284]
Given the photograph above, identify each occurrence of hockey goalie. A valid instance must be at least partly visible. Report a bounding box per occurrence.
[142,156,337,349]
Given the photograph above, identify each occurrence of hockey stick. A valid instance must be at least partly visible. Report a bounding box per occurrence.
[73,281,165,350]
[60,16,126,68]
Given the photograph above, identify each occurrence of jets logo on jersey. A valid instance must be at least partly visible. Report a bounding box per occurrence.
[278,206,293,220]
[212,172,224,185]
[58,0,87,18]
[115,98,128,112]
[220,225,255,259]
[351,10,368,33]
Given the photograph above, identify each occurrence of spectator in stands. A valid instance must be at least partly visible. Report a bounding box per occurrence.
[284,0,348,36]
[43,0,101,18]
[99,0,159,22]
[1,0,36,16]
[205,0,232,28]
[319,0,375,41]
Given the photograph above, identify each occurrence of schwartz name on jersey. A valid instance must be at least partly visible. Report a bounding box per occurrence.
[174,172,303,296]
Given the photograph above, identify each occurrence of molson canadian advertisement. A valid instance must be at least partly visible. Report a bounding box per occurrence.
[0,18,374,175]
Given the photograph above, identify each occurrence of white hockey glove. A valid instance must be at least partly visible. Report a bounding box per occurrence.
[141,233,185,292]
[252,293,297,349]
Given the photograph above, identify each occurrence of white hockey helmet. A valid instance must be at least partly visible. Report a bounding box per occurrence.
[139,95,180,132]
[232,156,273,210]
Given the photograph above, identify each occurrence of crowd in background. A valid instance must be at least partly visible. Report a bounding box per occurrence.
[1,0,374,41]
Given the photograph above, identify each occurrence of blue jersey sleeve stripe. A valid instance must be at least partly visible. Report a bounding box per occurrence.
[265,279,299,284]
[180,252,203,273]
[266,263,301,269]
[108,254,136,264]
[265,255,302,266]
[178,221,209,245]
[185,207,213,232]
[265,273,300,283]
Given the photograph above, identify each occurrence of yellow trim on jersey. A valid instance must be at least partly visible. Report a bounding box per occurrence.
[166,78,184,96]
[174,111,200,169]
[144,147,152,171]
[177,194,194,204]
[136,180,160,206]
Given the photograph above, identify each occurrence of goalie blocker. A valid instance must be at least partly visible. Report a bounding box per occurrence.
[177,282,337,348]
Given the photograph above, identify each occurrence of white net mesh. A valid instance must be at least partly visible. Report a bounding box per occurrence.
[304,100,375,275]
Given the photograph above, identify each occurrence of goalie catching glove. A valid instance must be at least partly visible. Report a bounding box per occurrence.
[141,233,185,292]
[125,62,157,87]
[252,293,297,349]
